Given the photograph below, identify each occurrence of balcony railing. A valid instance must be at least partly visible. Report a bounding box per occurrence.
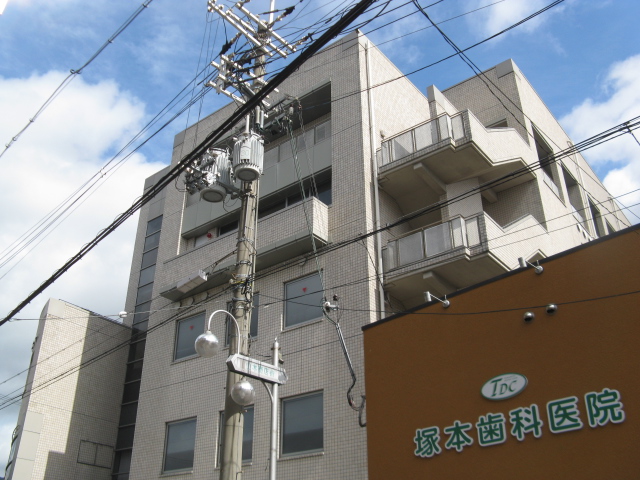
[382,215,483,272]
[541,168,561,199]
[377,113,466,168]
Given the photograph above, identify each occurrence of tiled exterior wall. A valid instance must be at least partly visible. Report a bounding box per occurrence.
[8,299,129,480]
[126,31,392,480]
[121,38,630,480]
[443,59,629,256]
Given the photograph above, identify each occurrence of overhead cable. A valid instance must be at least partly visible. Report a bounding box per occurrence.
[0,0,155,160]
[0,0,381,326]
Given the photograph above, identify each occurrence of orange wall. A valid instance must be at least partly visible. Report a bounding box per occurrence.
[363,228,640,479]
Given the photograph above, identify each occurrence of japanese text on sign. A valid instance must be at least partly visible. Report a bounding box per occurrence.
[414,388,625,458]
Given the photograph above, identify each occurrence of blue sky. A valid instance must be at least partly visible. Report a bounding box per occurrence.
[1,0,639,471]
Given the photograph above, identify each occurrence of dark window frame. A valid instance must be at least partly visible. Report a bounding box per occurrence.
[281,391,323,457]
[163,418,197,473]
[284,273,323,328]
[174,313,206,361]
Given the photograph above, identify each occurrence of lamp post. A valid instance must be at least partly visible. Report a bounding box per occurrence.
[196,310,258,408]
[195,311,287,479]
[195,311,254,478]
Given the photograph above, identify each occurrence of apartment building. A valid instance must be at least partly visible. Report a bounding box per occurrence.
[6,30,628,480]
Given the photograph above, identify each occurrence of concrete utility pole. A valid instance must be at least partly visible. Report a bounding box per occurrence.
[221,175,258,480]
[204,2,298,479]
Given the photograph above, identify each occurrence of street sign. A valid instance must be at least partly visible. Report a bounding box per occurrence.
[227,353,288,385]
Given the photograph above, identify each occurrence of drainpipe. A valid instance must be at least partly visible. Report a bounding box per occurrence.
[365,38,386,319]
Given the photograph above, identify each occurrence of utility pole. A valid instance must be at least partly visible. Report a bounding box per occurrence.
[186,2,300,479]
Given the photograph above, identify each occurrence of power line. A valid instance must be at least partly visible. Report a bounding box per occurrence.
[3,186,637,409]
[0,0,381,325]
[0,0,155,160]
[0,0,632,408]
[0,0,587,288]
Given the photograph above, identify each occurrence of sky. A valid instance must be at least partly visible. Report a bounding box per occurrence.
[1,0,640,472]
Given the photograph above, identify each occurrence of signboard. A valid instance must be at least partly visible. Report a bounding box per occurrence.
[226,353,288,384]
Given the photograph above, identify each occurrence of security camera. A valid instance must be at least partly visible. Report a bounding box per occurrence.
[523,311,535,322]
[545,304,558,315]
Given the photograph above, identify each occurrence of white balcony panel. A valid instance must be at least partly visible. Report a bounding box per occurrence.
[383,212,548,310]
[161,198,329,301]
[377,111,537,229]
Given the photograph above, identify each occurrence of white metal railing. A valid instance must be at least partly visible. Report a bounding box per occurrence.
[541,169,561,198]
[377,113,466,168]
[382,214,483,271]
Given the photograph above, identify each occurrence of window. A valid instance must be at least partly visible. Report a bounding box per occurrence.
[77,440,113,468]
[119,402,138,426]
[218,406,254,465]
[225,294,259,345]
[146,215,163,236]
[116,425,135,450]
[316,181,331,206]
[285,274,323,327]
[257,175,332,220]
[138,265,156,287]
[315,120,331,144]
[140,247,158,269]
[143,231,161,252]
[125,360,143,383]
[122,381,141,404]
[589,199,605,237]
[219,220,239,236]
[133,301,151,324]
[281,392,323,456]
[128,339,146,362]
[174,313,205,360]
[163,418,197,473]
[136,282,153,305]
[532,127,557,184]
[112,450,132,479]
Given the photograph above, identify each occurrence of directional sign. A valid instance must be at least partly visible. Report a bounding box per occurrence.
[227,354,288,385]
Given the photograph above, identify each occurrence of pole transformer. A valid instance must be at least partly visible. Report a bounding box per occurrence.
[200,2,298,478]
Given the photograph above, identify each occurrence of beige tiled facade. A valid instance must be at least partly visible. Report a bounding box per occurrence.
[6,299,130,480]
[9,31,629,480]
[123,33,628,480]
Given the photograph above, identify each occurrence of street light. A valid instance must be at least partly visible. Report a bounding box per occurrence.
[194,310,255,405]
[194,309,235,358]
[194,310,285,480]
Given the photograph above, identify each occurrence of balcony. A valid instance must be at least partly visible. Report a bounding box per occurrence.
[376,111,535,228]
[382,212,548,309]
[160,197,329,301]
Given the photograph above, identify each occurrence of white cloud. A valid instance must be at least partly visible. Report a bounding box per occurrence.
[464,0,564,39]
[0,70,165,472]
[560,54,640,223]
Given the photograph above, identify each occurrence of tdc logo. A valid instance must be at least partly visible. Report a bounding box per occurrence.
[481,374,528,400]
